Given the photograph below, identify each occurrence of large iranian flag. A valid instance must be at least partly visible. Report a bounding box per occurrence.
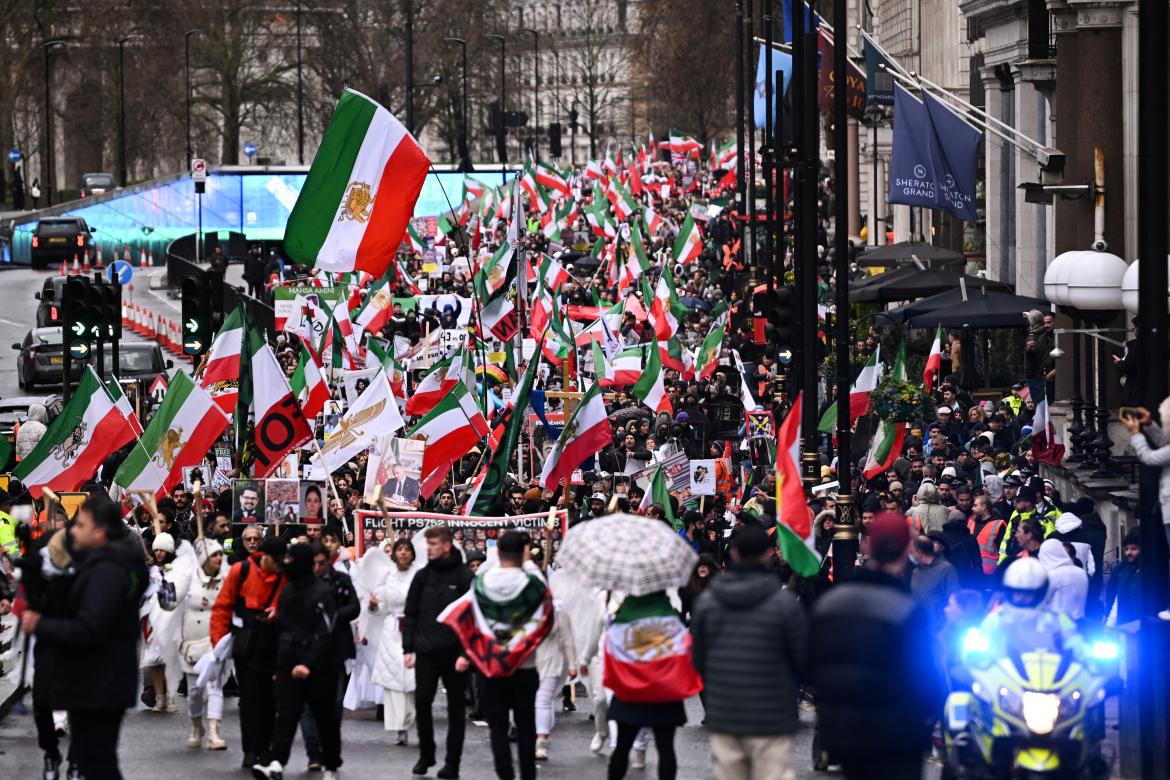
[540,382,611,489]
[113,372,229,499]
[15,368,134,498]
[405,346,473,417]
[284,89,430,278]
[603,592,702,703]
[774,393,820,577]
[644,270,683,341]
[200,304,245,413]
[673,213,703,264]
[408,382,490,498]
[353,279,396,335]
[246,331,313,478]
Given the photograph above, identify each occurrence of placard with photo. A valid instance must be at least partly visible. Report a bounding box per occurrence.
[300,481,326,525]
[181,465,209,493]
[265,478,300,525]
[689,459,717,496]
[231,478,265,524]
[363,437,426,508]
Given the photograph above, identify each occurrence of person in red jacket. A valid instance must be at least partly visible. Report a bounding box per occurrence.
[211,536,286,770]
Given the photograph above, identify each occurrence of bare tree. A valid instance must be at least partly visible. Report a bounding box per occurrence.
[560,0,632,158]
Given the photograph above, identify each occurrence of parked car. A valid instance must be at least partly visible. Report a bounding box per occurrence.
[13,328,86,390]
[34,276,68,327]
[80,172,115,198]
[30,217,92,270]
[99,341,172,385]
[0,394,64,467]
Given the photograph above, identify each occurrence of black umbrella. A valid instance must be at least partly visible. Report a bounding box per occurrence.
[679,295,710,311]
[890,287,1052,329]
[571,255,602,273]
[850,266,1008,304]
[609,406,653,423]
[857,241,965,267]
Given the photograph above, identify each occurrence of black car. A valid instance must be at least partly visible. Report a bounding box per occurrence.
[30,217,92,270]
[98,341,172,385]
[34,276,68,327]
[13,328,86,390]
[80,172,115,198]
[0,394,64,466]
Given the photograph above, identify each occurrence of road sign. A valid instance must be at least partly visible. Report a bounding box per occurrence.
[68,342,89,360]
[108,259,133,285]
[243,142,257,158]
[191,158,207,183]
[6,148,20,163]
[777,346,793,365]
[148,374,169,401]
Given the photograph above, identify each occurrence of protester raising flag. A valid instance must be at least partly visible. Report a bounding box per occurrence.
[290,340,330,421]
[245,331,314,478]
[645,265,686,341]
[15,368,136,499]
[283,88,429,278]
[774,393,820,577]
[638,463,676,528]
[314,368,406,473]
[602,592,703,703]
[113,372,230,499]
[199,304,245,413]
[540,382,611,489]
[695,303,729,380]
[1030,379,1065,465]
[405,346,474,417]
[862,345,909,479]
[924,325,943,392]
[408,382,490,499]
[438,558,554,678]
[672,212,703,264]
[632,340,672,416]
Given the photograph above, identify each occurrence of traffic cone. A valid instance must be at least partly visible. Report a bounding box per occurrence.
[59,259,67,276]
[123,245,131,263]
[139,248,147,267]
[147,250,155,267]
[71,254,80,275]
[81,252,91,274]
[122,300,130,329]
[133,305,145,336]
[94,245,105,269]
[171,322,181,353]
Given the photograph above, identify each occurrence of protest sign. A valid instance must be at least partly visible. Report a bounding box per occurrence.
[265,478,300,524]
[354,509,569,558]
[363,437,426,508]
[273,285,343,333]
[689,459,717,495]
[231,478,265,524]
[300,481,326,524]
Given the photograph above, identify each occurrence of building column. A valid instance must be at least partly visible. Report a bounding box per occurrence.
[981,67,1008,282]
[1012,76,1049,297]
[848,118,861,239]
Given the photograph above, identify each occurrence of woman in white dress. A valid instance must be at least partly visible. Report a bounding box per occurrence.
[369,538,420,744]
[172,538,230,750]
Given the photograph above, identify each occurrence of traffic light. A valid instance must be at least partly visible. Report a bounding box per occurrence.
[548,122,562,157]
[82,283,104,341]
[97,281,121,340]
[568,108,578,132]
[753,285,796,345]
[62,277,94,352]
[181,274,211,356]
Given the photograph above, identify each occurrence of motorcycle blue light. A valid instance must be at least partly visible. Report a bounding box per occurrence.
[963,627,990,655]
[1091,640,1119,660]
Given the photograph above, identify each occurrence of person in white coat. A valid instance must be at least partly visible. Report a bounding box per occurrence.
[1124,401,1170,545]
[370,538,420,744]
[1037,539,1089,620]
[534,601,577,761]
[173,538,230,750]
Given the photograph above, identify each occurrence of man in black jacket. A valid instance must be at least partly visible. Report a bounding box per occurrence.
[812,511,946,779]
[252,543,344,780]
[691,524,809,778]
[403,525,474,779]
[20,497,148,780]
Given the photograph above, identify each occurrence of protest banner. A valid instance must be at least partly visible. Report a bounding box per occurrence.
[354,509,569,558]
[363,437,426,508]
[265,478,300,524]
[273,285,343,332]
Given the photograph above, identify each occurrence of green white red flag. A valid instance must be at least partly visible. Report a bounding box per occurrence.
[672,213,703,264]
[290,339,330,421]
[695,304,728,380]
[774,393,820,577]
[863,345,908,478]
[15,368,135,499]
[199,304,245,413]
[283,88,429,278]
[112,372,230,498]
[924,325,943,392]
[405,345,474,417]
[408,381,490,498]
[539,382,611,489]
[631,339,671,415]
[354,279,396,335]
[602,592,702,702]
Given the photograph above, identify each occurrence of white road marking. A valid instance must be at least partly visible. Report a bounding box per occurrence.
[0,318,24,328]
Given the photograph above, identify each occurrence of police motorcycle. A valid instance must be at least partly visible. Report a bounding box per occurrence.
[941,559,1119,779]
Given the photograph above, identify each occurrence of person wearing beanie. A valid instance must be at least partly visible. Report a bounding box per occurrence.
[142,531,182,714]
[811,512,945,778]
[210,534,286,769]
[251,543,344,780]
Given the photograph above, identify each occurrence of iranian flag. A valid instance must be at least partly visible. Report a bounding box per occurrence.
[283,88,430,278]
[112,372,230,499]
[631,339,671,415]
[637,463,676,527]
[353,279,395,335]
[15,368,135,499]
[406,346,473,417]
[535,161,572,198]
[863,344,909,478]
[534,253,570,293]
[594,343,646,387]
[408,382,490,498]
[817,345,882,432]
[246,332,313,478]
[774,393,820,577]
[626,222,652,283]
[199,304,245,413]
[695,304,728,380]
[643,205,663,235]
[924,324,943,392]
[645,267,685,341]
[539,382,612,489]
[1030,380,1065,465]
[603,592,702,703]
[406,222,427,255]
[673,213,703,264]
[106,376,143,436]
[290,340,330,420]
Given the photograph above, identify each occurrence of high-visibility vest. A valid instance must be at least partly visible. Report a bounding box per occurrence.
[968,516,1006,575]
[906,513,923,534]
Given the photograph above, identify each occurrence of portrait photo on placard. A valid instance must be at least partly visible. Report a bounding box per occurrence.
[231,478,265,524]
[265,478,300,525]
[363,437,425,508]
[300,481,326,525]
[689,459,717,496]
[182,465,208,493]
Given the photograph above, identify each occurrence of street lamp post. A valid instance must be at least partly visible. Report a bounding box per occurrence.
[443,37,473,172]
[117,34,135,187]
[522,28,539,160]
[488,34,507,169]
[40,37,70,206]
[184,29,201,167]
[295,2,304,163]
[404,0,414,134]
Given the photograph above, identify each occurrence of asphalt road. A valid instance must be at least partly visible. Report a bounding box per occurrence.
[0,691,879,780]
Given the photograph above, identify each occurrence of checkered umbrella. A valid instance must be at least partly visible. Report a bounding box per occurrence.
[556,513,699,596]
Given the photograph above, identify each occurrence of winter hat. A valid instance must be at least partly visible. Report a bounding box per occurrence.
[283,542,315,583]
[152,532,175,554]
[259,536,287,560]
[194,538,222,565]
